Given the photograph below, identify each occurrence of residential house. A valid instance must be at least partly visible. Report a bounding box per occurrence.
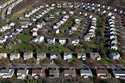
[64,53,73,62]
[0,38,7,44]
[10,53,20,61]
[84,34,91,41]
[77,53,86,61]
[0,69,14,79]
[95,65,111,79]
[80,65,93,78]
[47,37,56,44]
[48,64,60,78]
[23,52,33,60]
[71,39,80,46]
[32,36,45,43]
[63,67,76,78]
[112,65,125,79]
[32,68,46,79]
[17,69,29,79]
[37,53,47,61]
[109,52,120,60]
[58,38,67,45]
[111,45,118,50]
[49,54,58,60]
[0,53,7,59]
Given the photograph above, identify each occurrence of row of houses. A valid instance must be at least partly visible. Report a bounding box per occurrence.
[0,64,91,79]
[25,3,56,18]
[32,36,81,46]
[29,7,54,22]
[25,5,44,18]
[84,16,96,41]
[106,13,120,60]
[0,64,125,79]
[7,0,23,15]
[0,22,15,32]
[53,15,69,34]
[0,52,101,61]
[0,23,24,44]
[41,2,124,16]
[0,0,15,9]
[81,2,125,15]
[69,18,81,35]
[55,2,80,9]
[0,5,54,44]
[53,15,69,30]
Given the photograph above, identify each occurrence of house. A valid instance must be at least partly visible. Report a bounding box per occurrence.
[17,69,29,79]
[80,65,93,78]
[62,11,66,14]
[0,53,7,59]
[32,68,46,79]
[84,29,95,42]
[55,29,60,34]
[92,17,96,22]
[108,12,113,17]
[23,52,33,60]
[36,23,43,29]
[84,34,91,41]
[51,3,55,7]
[111,39,118,45]
[0,38,7,44]
[110,31,117,35]
[63,67,76,78]
[110,27,116,32]
[95,65,111,79]
[48,67,59,78]
[64,53,73,61]
[75,19,81,24]
[10,53,20,61]
[107,6,111,10]
[37,53,46,61]
[71,39,80,46]
[84,13,88,16]
[77,53,86,61]
[48,64,59,78]
[32,36,45,43]
[58,38,67,45]
[31,28,38,36]
[71,26,78,31]
[69,11,74,15]
[110,35,117,40]
[90,52,101,61]
[89,15,93,19]
[109,52,120,60]
[111,45,118,50]
[47,38,56,44]
[102,10,107,14]
[53,25,58,29]
[89,28,95,33]
[32,32,38,37]
[112,65,125,79]
[0,69,14,79]
[50,54,58,60]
